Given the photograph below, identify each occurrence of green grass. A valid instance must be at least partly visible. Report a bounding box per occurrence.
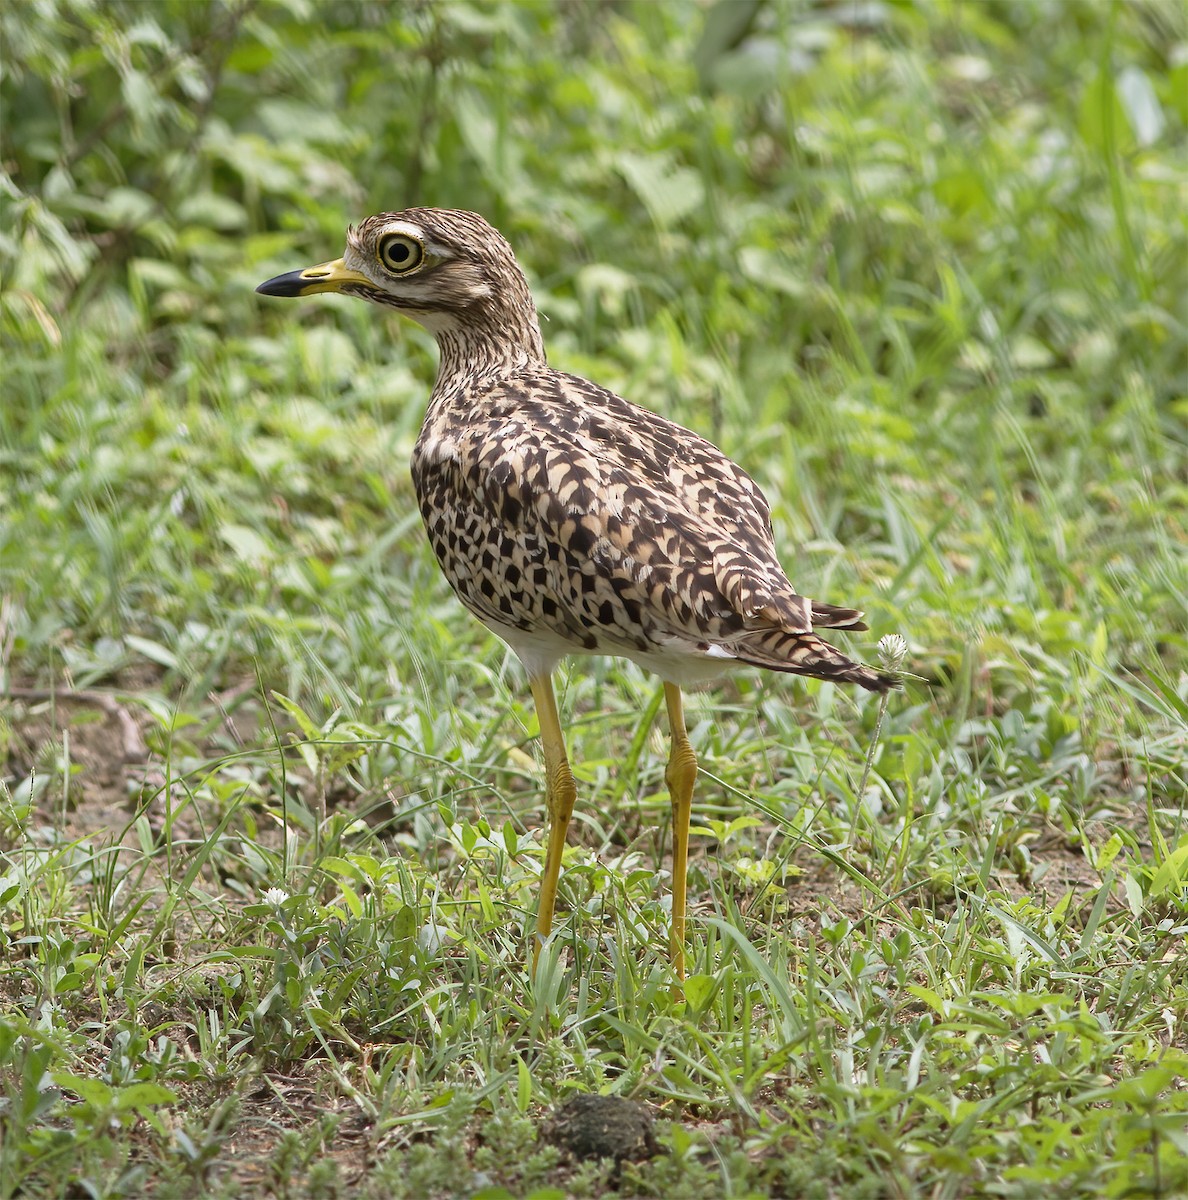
[2,1,1186,1197]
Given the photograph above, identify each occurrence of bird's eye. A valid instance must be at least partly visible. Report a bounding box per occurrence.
[377,234,424,274]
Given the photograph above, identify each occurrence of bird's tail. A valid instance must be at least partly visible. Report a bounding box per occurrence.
[731,626,900,693]
[808,600,869,632]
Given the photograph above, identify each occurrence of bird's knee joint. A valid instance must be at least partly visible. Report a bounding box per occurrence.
[548,763,578,819]
[665,745,698,799]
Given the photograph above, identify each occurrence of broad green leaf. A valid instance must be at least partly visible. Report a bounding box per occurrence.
[617,151,704,229]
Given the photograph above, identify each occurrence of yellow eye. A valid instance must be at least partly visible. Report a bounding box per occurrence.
[377,233,424,274]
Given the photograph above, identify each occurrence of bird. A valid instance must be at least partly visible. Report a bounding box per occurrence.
[257,208,899,981]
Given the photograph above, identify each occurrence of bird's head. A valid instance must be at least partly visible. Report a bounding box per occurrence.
[257,207,545,365]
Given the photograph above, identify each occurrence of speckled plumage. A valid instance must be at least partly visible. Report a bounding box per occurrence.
[258,207,898,980]
[413,364,890,689]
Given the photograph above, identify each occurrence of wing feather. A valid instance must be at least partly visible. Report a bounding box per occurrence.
[411,369,889,690]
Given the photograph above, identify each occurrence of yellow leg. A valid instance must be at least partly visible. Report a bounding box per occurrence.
[664,682,697,982]
[529,673,577,974]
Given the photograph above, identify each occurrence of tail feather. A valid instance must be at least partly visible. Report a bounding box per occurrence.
[731,627,900,694]
[809,600,869,632]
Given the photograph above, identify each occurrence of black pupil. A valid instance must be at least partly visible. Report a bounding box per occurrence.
[389,241,412,265]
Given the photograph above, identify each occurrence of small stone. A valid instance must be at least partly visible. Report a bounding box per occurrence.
[542,1093,659,1165]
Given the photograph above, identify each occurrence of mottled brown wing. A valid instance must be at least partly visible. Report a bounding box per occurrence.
[427,372,817,649]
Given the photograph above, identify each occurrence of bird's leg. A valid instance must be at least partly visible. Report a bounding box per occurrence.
[663,682,697,982]
[529,673,577,974]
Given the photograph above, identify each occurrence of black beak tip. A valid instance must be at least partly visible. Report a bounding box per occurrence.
[255,269,307,297]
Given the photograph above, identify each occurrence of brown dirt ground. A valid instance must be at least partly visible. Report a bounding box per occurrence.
[2,685,1175,1197]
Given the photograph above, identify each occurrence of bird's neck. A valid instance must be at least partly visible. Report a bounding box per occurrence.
[427,303,547,392]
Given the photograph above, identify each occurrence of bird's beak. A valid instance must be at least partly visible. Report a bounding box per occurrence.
[256,258,372,297]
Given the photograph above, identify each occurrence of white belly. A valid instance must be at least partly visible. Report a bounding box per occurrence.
[483,617,738,687]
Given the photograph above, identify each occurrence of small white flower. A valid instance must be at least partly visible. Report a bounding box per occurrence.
[878,633,908,672]
[263,887,290,909]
